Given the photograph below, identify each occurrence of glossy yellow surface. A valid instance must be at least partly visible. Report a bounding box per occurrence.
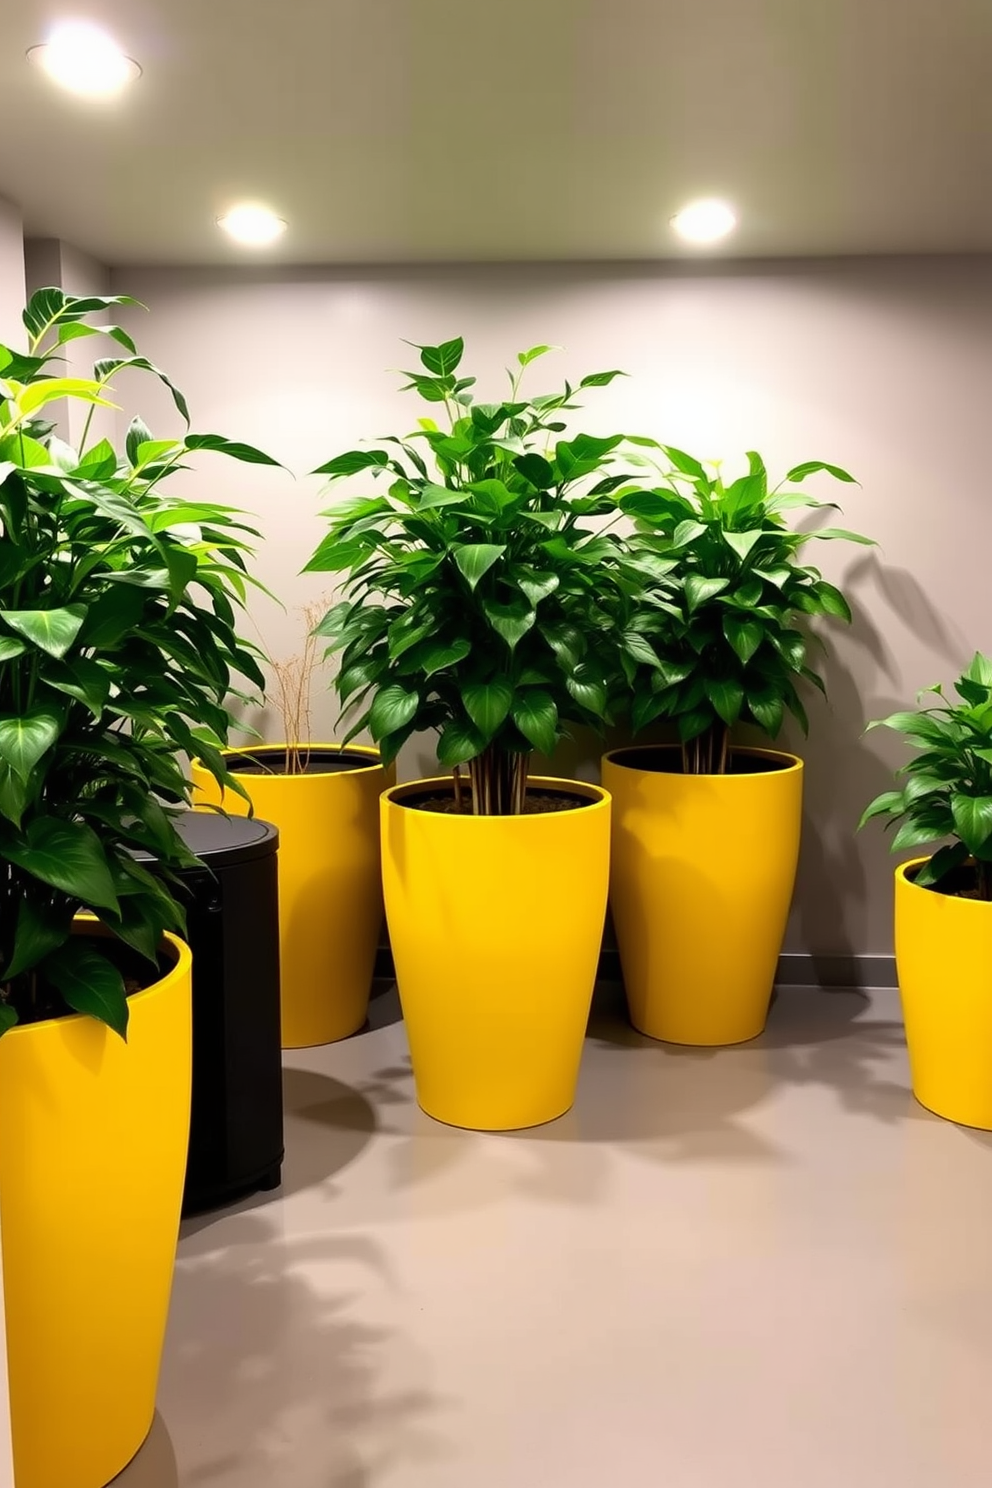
[192,744,392,1048]
[895,859,992,1129]
[381,776,611,1130]
[603,747,803,1046]
[0,930,192,1488]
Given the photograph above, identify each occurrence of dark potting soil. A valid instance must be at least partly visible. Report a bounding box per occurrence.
[609,746,791,776]
[226,748,373,777]
[907,860,992,902]
[404,790,594,816]
[8,936,172,1028]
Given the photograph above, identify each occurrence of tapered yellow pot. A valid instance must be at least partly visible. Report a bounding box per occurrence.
[0,930,192,1488]
[896,859,992,1128]
[192,744,392,1048]
[381,776,611,1130]
[602,746,803,1045]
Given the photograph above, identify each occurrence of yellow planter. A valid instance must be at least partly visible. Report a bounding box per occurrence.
[602,745,803,1045]
[381,776,611,1130]
[0,930,192,1488]
[895,858,992,1128]
[192,744,392,1048]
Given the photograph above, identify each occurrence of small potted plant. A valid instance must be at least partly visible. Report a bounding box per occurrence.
[191,598,393,1048]
[603,448,870,1045]
[861,653,992,1129]
[307,339,629,1130]
[0,288,278,1488]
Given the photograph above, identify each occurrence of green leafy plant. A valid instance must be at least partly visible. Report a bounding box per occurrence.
[0,287,280,1037]
[860,653,992,900]
[615,448,870,772]
[306,338,633,814]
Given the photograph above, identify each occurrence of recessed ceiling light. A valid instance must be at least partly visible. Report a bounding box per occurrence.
[217,205,288,247]
[27,21,140,98]
[671,199,738,245]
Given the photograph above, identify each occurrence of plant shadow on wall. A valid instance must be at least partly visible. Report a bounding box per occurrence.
[155,1220,443,1487]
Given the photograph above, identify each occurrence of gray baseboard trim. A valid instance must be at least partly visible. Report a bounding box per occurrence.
[774,952,897,989]
[376,944,897,990]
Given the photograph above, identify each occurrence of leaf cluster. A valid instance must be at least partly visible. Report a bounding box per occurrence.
[615,449,868,748]
[308,340,632,787]
[0,288,279,1036]
[861,653,992,896]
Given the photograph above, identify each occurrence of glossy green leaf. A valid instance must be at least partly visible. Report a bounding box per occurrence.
[951,794,992,855]
[312,449,389,478]
[417,639,472,678]
[785,461,857,484]
[511,690,558,753]
[723,615,763,665]
[368,684,419,738]
[418,338,464,376]
[483,598,535,650]
[463,679,514,736]
[0,707,61,781]
[1,605,86,659]
[437,719,484,767]
[184,434,281,466]
[45,940,129,1040]
[453,543,506,590]
[3,818,119,910]
[705,677,744,726]
[684,575,729,611]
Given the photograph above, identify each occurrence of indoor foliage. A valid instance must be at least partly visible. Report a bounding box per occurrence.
[616,448,870,772]
[307,339,633,814]
[861,653,992,900]
[0,287,278,1037]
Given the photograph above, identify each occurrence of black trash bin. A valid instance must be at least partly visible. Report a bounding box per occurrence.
[136,811,283,1214]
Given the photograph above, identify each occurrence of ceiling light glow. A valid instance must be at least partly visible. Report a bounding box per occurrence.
[28,22,140,98]
[217,205,288,247]
[671,199,738,245]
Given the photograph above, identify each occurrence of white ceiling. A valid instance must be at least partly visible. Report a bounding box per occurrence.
[3,0,992,266]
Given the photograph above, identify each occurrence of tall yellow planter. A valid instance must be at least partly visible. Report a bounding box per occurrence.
[381,776,611,1130]
[192,744,392,1048]
[602,746,803,1045]
[0,931,192,1488]
[895,859,992,1129]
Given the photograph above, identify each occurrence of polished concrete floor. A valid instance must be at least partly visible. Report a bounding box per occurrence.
[117,983,992,1488]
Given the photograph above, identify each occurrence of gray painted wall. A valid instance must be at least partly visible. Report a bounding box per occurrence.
[107,256,992,960]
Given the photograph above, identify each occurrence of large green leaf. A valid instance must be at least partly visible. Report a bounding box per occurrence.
[512,690,558,753]
[4,896,71,979]
[566,666,608,717]
[1,605,87,659]
[723,615,763,664]
[453,543,506,590]
[705,678,744,726]
[785,461,857,484]
[437,719,484,767]
[684,575,729,611]
[3,818,120,910]
[312,449,389,478]
[483,598,536,651]
[951,794,992,855]
[368,684,419,737]
[463,679,514,736]
[45,940,129,1040]
[184,433,281,466]
[0,707,62,780]
[418,338,464,376]
[94,356,190,422]
[415,639,472,678]
[808,527,875,545]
